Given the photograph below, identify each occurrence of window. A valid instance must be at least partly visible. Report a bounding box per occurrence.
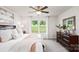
[32,20,38,33]
[39,20,46,33]
[32,20,46,33]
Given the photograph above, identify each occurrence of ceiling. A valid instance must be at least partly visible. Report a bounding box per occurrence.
[4,6,72,18]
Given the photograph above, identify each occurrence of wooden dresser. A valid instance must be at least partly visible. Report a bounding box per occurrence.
[57,32,79,52]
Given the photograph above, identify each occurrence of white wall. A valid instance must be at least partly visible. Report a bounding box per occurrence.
[19,16,31,33]
[48,16,57,39]
[58,7,79,35]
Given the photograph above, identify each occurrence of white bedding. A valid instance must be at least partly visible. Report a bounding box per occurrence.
[0,34,43,52]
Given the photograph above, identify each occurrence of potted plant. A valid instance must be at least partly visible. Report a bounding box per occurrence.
[56,24,66,32]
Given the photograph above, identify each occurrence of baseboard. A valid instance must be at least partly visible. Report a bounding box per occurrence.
[43,38,56,40]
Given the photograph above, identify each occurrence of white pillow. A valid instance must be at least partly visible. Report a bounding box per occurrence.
[0,29,12,42]
[16,26,23,37]
[11,29,19,39]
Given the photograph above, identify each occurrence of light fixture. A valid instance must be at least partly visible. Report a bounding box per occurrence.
[36,11,41,14]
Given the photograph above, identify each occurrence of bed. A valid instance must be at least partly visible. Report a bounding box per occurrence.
[0,34,43,52]
[0,24,43,52]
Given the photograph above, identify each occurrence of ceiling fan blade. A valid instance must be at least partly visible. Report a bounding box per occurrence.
[29,6,38,11]
[41,11,49,13]
[40,6,48,10]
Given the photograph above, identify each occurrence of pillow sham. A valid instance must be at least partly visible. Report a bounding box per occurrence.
[0,29,12,42]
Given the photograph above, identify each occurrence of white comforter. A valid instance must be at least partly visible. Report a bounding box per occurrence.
[0,34,43,52]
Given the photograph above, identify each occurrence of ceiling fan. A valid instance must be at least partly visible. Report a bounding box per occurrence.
[29,6,49,14]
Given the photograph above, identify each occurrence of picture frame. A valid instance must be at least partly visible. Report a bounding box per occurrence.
[63,16,76,31]
[0,8,14,25]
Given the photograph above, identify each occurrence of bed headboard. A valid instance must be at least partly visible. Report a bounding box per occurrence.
[0,25,16,30]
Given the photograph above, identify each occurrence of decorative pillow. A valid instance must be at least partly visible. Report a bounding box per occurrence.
[11,29,19,39]
[0,29,12,42]
[15,27,23,37]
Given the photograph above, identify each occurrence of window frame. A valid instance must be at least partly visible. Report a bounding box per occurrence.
[31,19,48,34]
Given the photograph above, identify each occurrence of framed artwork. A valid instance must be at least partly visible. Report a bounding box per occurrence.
[63,16,76,31]
[0,8,14,25]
